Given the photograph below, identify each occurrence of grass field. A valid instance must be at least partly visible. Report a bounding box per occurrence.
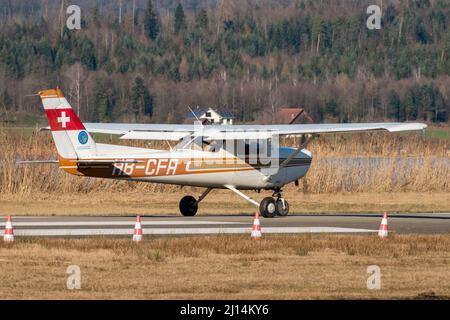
[425,126,450,141]
[1,191,449,215]
[1,235,449,299]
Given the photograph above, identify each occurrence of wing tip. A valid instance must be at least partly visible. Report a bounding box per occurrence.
[387,123,428,132]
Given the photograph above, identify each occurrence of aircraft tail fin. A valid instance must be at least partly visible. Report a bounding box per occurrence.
[38,87,97,159]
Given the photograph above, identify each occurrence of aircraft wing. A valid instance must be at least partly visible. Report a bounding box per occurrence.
[81,122,427,141]
[201,122,427,140]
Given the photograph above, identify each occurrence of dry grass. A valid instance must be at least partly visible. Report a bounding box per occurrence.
[0,126,449,196]
[1,234,449,299]
[1,191,449,215]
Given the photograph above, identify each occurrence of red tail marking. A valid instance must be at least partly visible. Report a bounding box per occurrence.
[45,109,85,131]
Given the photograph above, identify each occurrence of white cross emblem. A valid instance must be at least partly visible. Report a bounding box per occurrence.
[57,111,70,128]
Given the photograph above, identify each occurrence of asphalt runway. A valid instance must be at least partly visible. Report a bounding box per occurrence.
[1,213,450,236]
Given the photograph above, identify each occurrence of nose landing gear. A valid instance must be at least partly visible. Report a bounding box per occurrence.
[275,198,289,216]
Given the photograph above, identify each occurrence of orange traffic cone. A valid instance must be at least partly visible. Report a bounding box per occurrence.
[4,215,14,242]
[133,216,142,242]
[378,212,388,238]
[251,211,262,240]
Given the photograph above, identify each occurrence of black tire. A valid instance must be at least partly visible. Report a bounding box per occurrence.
[276,199,289,216]
[259,197,277,218]
[179,195,198,216]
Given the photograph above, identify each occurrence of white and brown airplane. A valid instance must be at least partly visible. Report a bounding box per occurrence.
[31,87,426,218]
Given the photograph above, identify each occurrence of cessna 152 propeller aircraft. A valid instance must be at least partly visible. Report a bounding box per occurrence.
[34,87,426,218]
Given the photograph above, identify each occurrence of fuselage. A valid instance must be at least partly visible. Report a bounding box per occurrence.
[58,144,312,190]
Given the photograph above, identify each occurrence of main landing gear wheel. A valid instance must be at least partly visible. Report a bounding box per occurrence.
[259,197,277,218]
[276,199,289,216]
[179,195,198,216]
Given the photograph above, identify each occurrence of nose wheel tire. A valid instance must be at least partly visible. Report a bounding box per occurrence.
[276,199,289,216]
[179,195,198,216]
[260,197,277,218]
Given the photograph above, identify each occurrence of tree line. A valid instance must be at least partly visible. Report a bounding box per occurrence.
[0,0,449,124]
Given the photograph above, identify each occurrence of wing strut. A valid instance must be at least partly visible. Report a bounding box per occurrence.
[225,185,260,207]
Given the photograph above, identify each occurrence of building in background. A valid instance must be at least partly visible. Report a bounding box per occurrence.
[257,107,314,124]
[276,108,305,124]
[185,107,234,125]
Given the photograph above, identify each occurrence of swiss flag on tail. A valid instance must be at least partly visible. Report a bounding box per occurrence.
[45,109,85,131]
[40,87,85,131]
[38,86,97,159]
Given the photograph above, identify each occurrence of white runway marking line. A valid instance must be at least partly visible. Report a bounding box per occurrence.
[0,221,246,227]
[12,227,377,236]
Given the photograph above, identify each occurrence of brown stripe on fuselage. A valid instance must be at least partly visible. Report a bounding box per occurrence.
[57,155,311,179]
[58,156,256,179]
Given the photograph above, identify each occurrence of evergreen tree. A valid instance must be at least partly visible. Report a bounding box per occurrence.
[387,90,401,121]
[93,5,100,27]
[415,20,432,44]
[1,89,12,110]
[131,76,153,119]
[79,37,97,70]
[325,99,339,118]
[144,0,159,40]
[94,80,109,121]
[195,9,208,30]
[174,3,186,35]
[404,87,419,120]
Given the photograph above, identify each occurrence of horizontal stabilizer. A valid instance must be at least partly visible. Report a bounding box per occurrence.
[16,159,59,164]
